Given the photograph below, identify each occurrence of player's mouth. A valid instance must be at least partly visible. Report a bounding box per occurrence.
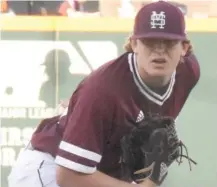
[151,58,167,64]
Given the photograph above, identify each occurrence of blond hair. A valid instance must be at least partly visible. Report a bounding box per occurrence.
[124,36,133,52]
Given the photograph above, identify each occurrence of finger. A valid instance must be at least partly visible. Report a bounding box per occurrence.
[134,162,154,174]
[135,177,147,182]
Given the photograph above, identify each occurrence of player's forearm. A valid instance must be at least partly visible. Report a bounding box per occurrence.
[141,179,157,187]
[56,166,156,187]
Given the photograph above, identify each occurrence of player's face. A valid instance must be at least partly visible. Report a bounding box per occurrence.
[132,38,188,78]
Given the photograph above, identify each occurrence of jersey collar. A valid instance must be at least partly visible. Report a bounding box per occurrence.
[128,53,176,106]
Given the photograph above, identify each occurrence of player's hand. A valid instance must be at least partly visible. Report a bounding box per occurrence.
[120,114,196,185]
[134,129,169,185]
[140,178,156,187]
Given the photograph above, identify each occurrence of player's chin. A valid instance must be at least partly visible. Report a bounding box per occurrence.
[147,68,170,77]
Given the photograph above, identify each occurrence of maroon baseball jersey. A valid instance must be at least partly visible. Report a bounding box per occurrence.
[31,52,200,179]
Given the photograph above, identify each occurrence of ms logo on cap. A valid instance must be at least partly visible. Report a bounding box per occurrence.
[150,11,166,29]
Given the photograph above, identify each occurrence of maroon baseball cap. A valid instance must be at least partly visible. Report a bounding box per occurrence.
[132,1,186,40]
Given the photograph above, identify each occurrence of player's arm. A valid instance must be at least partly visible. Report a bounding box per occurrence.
[56,168,156,187]
[55,85,156,187]
[186,53,201,87]
[177,53,200,110]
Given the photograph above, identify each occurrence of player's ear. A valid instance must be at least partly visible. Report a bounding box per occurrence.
[181,40,190,56]
[130,38,139,53]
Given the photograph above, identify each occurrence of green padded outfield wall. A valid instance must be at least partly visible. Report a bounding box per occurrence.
[0,17,217,187]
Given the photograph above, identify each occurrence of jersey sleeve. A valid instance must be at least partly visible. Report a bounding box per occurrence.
[186,53,201,88]
[55,86,115,174]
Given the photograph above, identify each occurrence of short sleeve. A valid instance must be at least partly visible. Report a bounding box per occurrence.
[55,87,114,174]
[186,53,201,87]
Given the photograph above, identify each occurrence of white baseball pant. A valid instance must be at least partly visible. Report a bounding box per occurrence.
[8,148,59,187]
[8,147,137,187]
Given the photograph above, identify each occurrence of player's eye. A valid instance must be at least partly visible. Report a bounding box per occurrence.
[165,40,179,48]
[141,39,179,49]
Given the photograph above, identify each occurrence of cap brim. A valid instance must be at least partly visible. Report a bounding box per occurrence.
[132,32,187,40]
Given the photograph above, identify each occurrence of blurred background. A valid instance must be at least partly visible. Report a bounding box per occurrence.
[1,0,217,17]
[0,1,217,187]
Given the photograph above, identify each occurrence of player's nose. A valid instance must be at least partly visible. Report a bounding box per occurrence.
[153,40,167,52]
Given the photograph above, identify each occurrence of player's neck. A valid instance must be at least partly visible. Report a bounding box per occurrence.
[144,78,170,94]
[137,66,171,87]
[138,69,171,94]
[142,75,170,88]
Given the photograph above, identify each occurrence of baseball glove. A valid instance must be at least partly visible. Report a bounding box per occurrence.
[120,114,197,185]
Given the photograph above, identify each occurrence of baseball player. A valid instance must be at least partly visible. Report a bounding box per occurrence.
[8,1,200,187]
